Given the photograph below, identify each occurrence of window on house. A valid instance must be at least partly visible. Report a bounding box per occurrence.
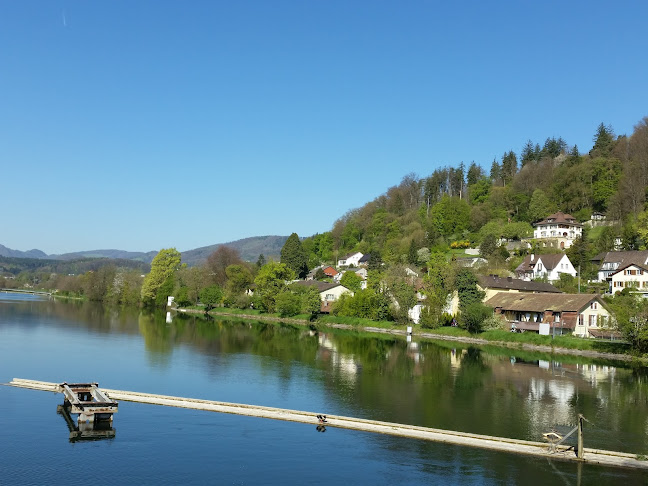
[325,293,335,301]
[589,315,596,327]
[591,302,597,310]
[578,315,583,326]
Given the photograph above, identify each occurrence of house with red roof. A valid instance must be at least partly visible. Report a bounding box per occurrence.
[533,211,583,249]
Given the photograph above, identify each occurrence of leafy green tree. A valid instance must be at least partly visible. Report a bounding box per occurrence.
[340,271,363,293]
[428,195,470,238]
[275,291,302,317]
[299,286,322,317]
[421,252,453,327]
[460,302,492,333]
[281,233,308,279]
[141,248,182,307]
[636,210,648,247]
[479,234,498,258]
[606,293,648,353]
[332,288,391,321]
[225,264,253,294]
[528,189,555,222]
[455,268,485,311]
[200,285,223,311]
[468,177,491,205]
[389,281,417,323]
[254,262,295,313]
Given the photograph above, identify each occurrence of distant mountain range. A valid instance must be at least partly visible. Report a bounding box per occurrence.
[0,235,289,267]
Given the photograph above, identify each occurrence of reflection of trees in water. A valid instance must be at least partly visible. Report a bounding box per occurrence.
[9,299,648,453]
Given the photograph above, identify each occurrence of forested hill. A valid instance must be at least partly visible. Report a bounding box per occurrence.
[0,236,288,268]
[302,117,648,266]
[181,235,288,266]
[0,255,150,277]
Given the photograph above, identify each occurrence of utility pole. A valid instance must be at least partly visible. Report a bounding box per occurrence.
[578,264,581,293]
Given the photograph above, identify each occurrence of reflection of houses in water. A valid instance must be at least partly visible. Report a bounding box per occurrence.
[316,333,359,381]
[407,340,422,364]
[572,363,616,386]
[450,349,467,370]
[526,377,576,427]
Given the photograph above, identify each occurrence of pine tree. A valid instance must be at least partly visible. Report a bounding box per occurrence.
[280,233,308,279]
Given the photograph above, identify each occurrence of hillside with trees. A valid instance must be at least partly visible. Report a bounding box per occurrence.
[299,118,648,269]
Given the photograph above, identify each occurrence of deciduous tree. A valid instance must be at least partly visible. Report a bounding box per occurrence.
[141,248,182,307]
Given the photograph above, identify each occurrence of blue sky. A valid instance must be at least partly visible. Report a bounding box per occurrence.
[2,1,647,255]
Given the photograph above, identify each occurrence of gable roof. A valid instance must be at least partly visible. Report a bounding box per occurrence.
[534,211,581,227]
[516,253,567,273]
[609,262,648,277]
[358,254,371,263]
[485,292,602,313]
[341,252,363,260]
[478,275,562,293]
[291,280,344,293]
[591,250,648,266]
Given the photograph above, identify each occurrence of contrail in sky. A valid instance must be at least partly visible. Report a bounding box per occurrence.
[62,10,67,28]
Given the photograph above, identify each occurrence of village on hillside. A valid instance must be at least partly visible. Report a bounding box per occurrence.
[236,211,647,347]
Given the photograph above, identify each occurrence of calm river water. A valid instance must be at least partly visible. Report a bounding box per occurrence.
[1,293,647,485]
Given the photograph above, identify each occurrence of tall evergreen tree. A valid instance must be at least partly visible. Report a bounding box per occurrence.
[501,150,518,185]
[466,161,483,186]
[490,159,501,185]
[280,233,308,279]
[521,140,535,167]
[591,122,615,156]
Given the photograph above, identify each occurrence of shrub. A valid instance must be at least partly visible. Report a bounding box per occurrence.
[275,291,301,317]
[460,302,492,333]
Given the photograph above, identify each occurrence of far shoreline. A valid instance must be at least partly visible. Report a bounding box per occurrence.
[175,307,645,365]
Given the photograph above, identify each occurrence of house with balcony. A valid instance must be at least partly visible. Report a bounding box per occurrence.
[515,253,577,282]
[485,292,612,338]
[533,212,583,249]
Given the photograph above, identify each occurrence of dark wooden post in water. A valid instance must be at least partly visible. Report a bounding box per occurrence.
[577,414,584,460]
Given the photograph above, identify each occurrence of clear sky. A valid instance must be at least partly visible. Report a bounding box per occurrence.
[2,1,647,255]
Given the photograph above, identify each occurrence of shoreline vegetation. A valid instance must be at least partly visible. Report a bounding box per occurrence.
[176,305,642,364]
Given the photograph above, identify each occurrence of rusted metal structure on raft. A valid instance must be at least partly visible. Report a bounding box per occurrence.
[58,382,119,424]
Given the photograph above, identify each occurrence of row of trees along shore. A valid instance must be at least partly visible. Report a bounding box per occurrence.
[2,117,648,353]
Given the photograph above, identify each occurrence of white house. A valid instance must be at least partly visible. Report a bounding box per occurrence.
[591,250,648,283]
[291,281,353,312]
[515,254,577,282]
[337,252,363,267]
[533,212,583,249]
[610,263,648,297]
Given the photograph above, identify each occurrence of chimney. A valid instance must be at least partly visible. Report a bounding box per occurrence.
[530,254,535,262]
[507,276,512,281]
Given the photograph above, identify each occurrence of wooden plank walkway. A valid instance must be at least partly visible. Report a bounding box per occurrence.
[7,378,648,470]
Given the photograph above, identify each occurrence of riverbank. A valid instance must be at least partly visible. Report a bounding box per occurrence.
[177,307,646,364]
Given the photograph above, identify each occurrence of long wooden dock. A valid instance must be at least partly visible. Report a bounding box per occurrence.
[7,378,648,470]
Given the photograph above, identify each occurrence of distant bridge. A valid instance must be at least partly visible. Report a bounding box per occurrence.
[0,288,52,296]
